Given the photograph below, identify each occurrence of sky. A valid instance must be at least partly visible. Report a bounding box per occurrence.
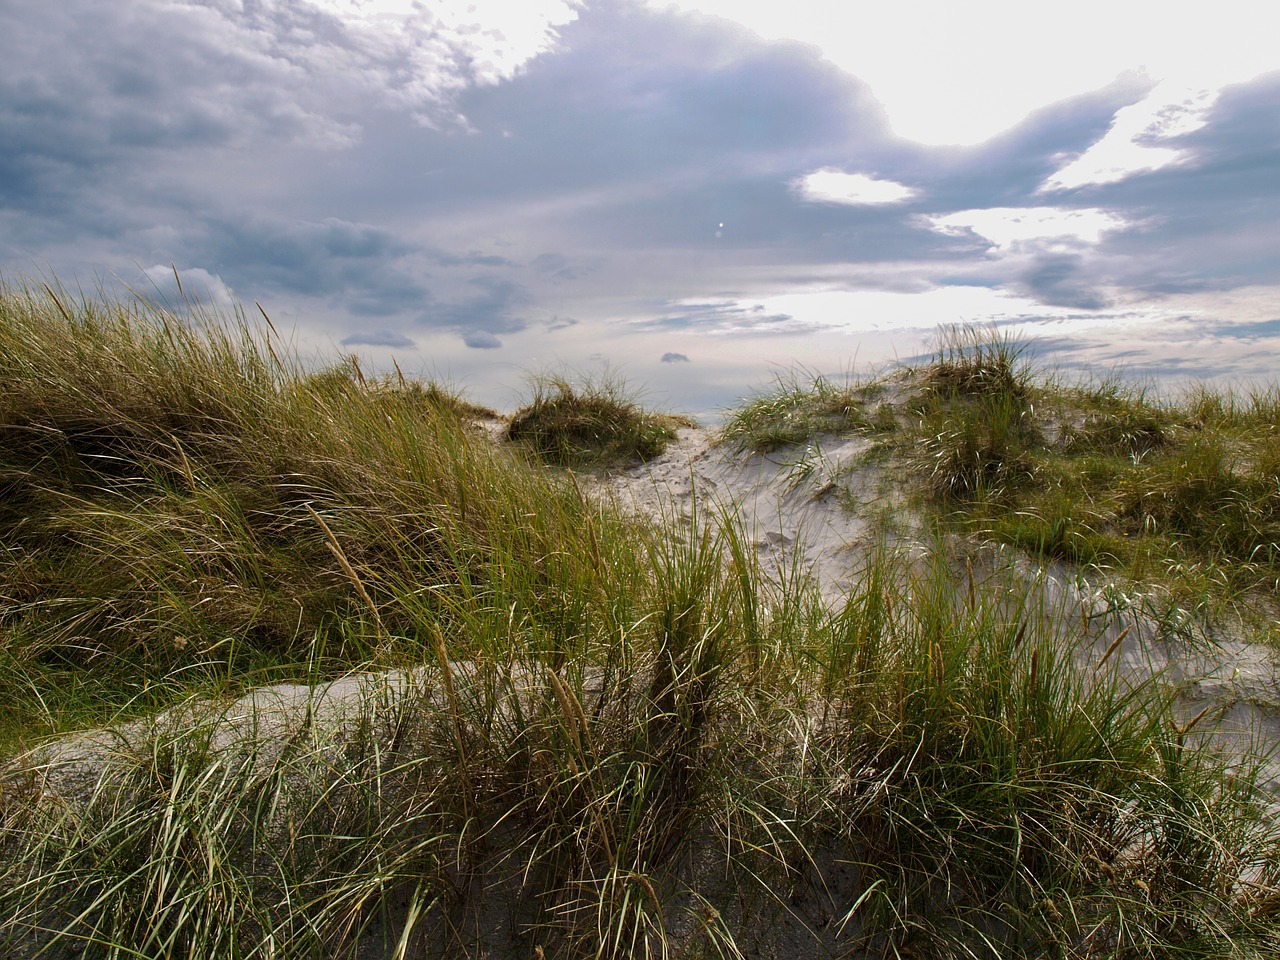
[2,0,1279,417]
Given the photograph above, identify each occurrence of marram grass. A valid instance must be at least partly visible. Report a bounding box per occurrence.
[1,282,1279,958]
[725,326,1280,634]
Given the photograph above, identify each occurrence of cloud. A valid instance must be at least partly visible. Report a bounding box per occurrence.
[136,214,444,322]
[1014,254,1111,310]
[928,207,1130,250]
[533,253,582,283]
[0,0,581,244]
[636,300,802,335]
[1040,82,1219,190]
[203,217,411,286]
[341,329,416,349]
[463,330,504,349]
[793,169,917,205]
[2,2,1279,413]
[642,1,1278,146]
[1055,71,1280,298]
[661,351,691,363]
[302,0,581,87]
[138,265,235,311]
[428,248,518,268]
[1208,317,1280,340]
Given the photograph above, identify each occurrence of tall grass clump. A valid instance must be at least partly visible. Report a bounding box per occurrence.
[720,369,891,454]
[878,329,1280,621]
[0,280,648,746]
[507,373,692,467]
[5,533,1279,958]
[907,327,1041,502]
[800,543,1280,957]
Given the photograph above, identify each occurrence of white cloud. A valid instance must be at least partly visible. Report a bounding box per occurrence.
[644,0,1280,145]
[660,285,1181,341]
[177,0,582,128]
[792,169,916,205]
[139,265,236,310]
[1040,81,1219,190]
[928,207,1129,250]
[306,0,582,87]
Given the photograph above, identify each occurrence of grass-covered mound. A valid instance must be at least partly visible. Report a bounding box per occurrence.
[725,328,1280,635]
[0,283,633,744]
[1,286,1279,958]
[718,371,895,454]
[507,374,693,466]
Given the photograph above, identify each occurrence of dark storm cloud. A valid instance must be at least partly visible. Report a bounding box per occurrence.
[201,217,410,288]
[427,276,531,348]
[463,330,504,349]
[1211,318,1280,340]
[452,3,892,196]
[0,3,350,214]
[181,215,435,320]
[661,352,691,363]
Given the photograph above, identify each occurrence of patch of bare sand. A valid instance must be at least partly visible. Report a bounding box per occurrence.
[597,425,908,604]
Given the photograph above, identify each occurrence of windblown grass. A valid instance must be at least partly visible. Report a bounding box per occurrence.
[1,285,1278,957]
[0,281,645,748]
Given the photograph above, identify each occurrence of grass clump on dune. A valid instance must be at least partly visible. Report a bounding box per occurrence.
[0,281,642,748]
[720,369,894,454]
[1,283,1279,958]
[907,327,1042,502]
[910,335,1280,622]
[5,534,1278,959]
[507,374,693,467]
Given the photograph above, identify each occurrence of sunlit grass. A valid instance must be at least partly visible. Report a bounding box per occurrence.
[720,368,893,454]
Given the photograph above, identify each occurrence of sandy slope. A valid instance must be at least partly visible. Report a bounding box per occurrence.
[596,426,894,604]
[601,426,1280,791]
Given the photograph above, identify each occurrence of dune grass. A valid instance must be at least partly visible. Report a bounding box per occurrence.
[1,285,1279,957]
[723,327,1280,636]
[507,373,693,467]
[720,369,895,454]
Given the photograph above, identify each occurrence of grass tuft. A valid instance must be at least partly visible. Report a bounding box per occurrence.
[720,370,887,454]
[507,374,692,467]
